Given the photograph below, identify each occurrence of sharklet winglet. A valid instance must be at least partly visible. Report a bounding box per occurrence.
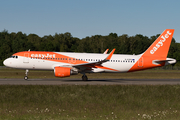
[105,48,115,60]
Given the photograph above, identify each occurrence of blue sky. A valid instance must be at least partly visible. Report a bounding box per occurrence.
[1,0,180,43]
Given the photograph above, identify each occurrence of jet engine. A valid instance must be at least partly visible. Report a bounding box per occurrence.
[54,67,78,77]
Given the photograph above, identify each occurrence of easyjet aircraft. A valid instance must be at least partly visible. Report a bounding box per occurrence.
[3,29,176,81]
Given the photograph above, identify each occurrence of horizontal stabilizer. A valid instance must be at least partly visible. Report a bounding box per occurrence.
[153,58,176,65]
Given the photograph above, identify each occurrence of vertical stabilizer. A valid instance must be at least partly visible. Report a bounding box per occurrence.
[143,29,174,59]
[129,29,174,72]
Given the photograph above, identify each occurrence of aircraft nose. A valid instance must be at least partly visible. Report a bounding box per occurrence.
[3,59,10,67]
[3,59,7,66]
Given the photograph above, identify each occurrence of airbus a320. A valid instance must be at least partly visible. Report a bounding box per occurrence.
[3,29,176,81]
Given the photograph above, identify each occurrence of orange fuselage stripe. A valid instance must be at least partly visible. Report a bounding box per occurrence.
[14,51,119,72]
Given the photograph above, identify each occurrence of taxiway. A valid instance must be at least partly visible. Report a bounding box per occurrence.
[0,78,180,85]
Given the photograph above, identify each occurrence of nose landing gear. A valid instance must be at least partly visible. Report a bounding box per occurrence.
[24,69,29,80]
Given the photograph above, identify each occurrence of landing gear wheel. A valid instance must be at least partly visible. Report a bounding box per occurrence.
[82,75,88,81]
[24,69,29,80]
[24,76,28,80]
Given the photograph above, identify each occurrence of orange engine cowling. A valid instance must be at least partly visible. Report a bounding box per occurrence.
[54,67,78,77]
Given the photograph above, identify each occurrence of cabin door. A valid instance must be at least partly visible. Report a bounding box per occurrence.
[138,57,143,67]
[23,53,29,63]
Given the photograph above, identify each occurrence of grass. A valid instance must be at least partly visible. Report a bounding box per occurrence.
[0,68,180,119]
[0,85,180,120]
[0,67,180,79]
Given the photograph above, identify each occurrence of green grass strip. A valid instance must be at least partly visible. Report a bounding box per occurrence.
[0,85,180,119]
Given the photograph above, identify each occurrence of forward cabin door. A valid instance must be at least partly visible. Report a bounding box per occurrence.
[138,57,143,67]
[23,53,29,63]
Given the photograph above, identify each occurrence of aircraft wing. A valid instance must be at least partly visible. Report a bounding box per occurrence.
[72,49,115,70]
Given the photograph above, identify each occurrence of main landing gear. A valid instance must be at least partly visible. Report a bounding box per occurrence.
[24,69,29,80]
[82,74,88,81]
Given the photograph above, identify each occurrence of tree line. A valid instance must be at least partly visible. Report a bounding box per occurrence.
[0,30,180,66]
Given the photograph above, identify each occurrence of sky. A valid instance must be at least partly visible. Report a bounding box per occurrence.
[1,0,180,43]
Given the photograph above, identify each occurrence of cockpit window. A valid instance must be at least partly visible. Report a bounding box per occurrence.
[10,56,18,59]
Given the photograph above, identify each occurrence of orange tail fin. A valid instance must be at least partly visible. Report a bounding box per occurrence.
[143,29,174,59]
[129,29,175,72]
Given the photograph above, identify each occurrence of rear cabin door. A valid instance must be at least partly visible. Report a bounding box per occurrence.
[138,57,143,67]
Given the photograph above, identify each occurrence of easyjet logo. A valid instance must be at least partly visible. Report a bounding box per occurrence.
[150,31,172,54]
[31,53,56,58]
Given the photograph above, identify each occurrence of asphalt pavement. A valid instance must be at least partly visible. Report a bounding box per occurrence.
[0,78,180,85]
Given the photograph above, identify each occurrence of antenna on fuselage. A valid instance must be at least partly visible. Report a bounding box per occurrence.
[28,49,30,51]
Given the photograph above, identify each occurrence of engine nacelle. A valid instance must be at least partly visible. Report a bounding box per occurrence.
[54,67,78,77]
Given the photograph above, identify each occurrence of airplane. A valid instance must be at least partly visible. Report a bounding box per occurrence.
[3,29,176,81]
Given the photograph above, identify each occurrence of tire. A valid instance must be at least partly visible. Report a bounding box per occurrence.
[82,75,88,81]
[24,76,28,80]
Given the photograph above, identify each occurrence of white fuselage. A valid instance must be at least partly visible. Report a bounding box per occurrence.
[3,52,141,73]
